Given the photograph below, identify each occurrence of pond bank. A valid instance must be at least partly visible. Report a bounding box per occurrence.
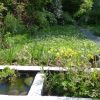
[79,28,100,46]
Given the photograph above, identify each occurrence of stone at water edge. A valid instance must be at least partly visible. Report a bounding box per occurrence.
[24,77,33,86]
[8,89,19,95]
[20,91,27,95]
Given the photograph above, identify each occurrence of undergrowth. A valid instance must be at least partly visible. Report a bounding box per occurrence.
[0,25,100,67]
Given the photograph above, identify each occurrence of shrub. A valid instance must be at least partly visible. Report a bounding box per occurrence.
[46,11,57,25]
[0,3,7,27]
[4,13,25,34]
[0,67,16,82]
[0,3,7,13]
[74,0,94,17]
[52,0,63,19]
[0,0,16,14]
[62,12,74,24]
[16,45,32,65]
[0,32,11,49]
[28,25,39,35]
[44,67,100,98]
[75,0,94,25]
[34,11,49,28]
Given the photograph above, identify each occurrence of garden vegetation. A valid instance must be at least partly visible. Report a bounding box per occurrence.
[44,67,100,98]
[0,0,100,66]
[0,0,100,98]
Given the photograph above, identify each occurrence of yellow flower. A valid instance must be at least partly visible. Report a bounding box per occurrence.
[48,50,51,54]
[48,48,55,53]
[50,48,54,52]
[65,48,77,57]
[67,48,73,52]
[56,52,60,58]
[60,49,64,54]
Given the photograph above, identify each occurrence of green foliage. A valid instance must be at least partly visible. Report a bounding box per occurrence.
[0,25,100,66]
[0,32,10,49]
[0,0,16,10]
[52,0,63,19]
[16,45,32,65]
[93,0,100,15]
[0,67,16,82]
[44,67,100,98]
[34,11,57,27]
[28,25,39,35]
[0,3,7,13]
[0,0,100,66]
[0,0,99,28]
[75,0,93,17]
[4,13,25,34]
[16,3,26,18]
[46,11,57,25]
[0,48,17,64]
[62,12,74,24]
[30,0,52,11]
[0,0,64,27]
[34,11,49,27]
[26,0,63,26]
[0,0,14,5]
[0,3,7,27]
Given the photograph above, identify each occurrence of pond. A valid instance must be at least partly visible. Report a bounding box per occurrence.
[0,71,35,95]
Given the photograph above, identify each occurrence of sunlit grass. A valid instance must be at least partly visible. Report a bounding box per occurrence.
[0,25,100,66]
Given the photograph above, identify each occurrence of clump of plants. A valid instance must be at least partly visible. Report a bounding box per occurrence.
[16,45,32,65]
[0,25,100,66]
[4,13,25,34]
[0,67,17,83]
[47,46,100,68]
[44,67,100,98]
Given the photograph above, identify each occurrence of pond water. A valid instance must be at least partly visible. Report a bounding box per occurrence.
[0,72,35,95]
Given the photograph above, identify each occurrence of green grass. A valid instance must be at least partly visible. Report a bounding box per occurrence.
[0,25,100,67]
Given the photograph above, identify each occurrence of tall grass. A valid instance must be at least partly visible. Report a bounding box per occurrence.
[0,25,100,67]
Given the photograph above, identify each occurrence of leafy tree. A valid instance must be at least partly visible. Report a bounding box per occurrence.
[75,0,94,17]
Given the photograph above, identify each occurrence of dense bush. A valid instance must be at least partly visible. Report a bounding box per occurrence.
[0,3,7,27]
[0,0,100,32]
[0,67,16,82]
[44,67,100,98]
[4,13,25,34]
[75,0,93,17]
[62,12,74,24]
